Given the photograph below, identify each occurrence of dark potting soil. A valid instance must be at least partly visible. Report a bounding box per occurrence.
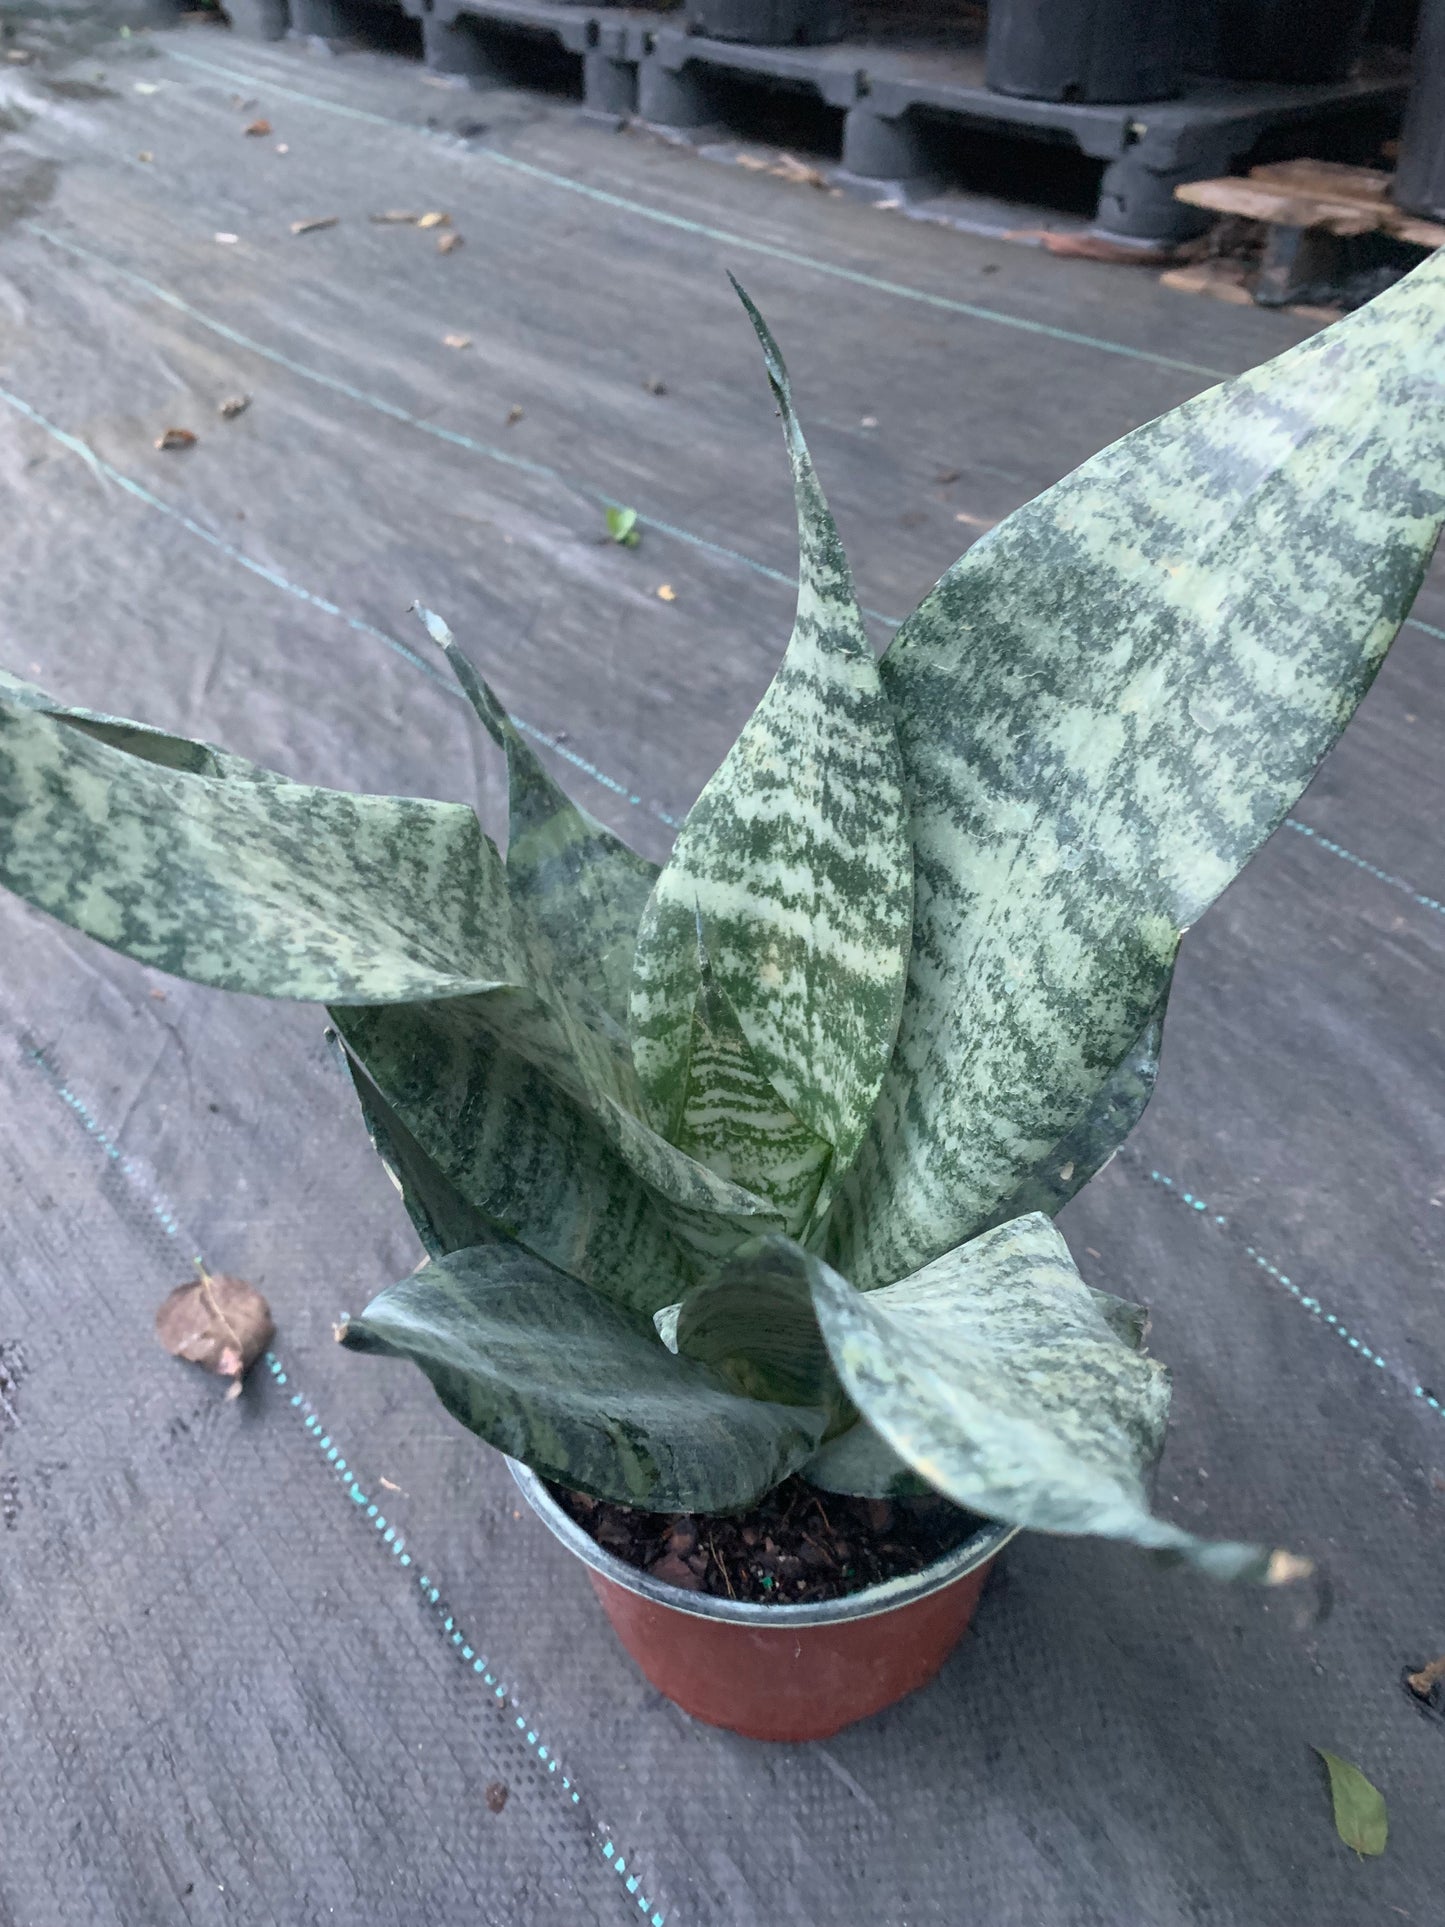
[548,1476,988,1606]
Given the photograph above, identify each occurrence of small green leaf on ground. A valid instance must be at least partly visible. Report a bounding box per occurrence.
[1315,1749,1387,1857]
[606,505,640,547]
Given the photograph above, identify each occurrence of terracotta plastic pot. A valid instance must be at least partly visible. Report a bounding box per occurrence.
[510,1462,1016,1742]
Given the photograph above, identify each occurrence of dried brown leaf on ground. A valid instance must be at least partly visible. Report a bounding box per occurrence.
[484,1782,509,1814]
[155,1269,275,1399]
[369,210,421,223]
[217,395,250,420]
[443,333,472,350]
[154,427,197,451]
[418,210,450,229]
[773,152,827,189]
[243,118,272,136]
[290,215,339,236]
[437,231,462,255]
[1405,1653,1445,1698]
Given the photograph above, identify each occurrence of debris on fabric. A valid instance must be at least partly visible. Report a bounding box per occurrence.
[484,1782,509,1814]
[154,427,197,451]
[1314,1749,1387,1857]
[442,333,472,350]
[954,509,995,529]
[218,395,251,420]
[214,232,239,245]
[370,210,422,223]
[418,211,450,230]
[155,1269,275,1400]
[606,506,640,547]
[244,118,272,137]
[137,150,153,163]
[1405,1653,1445,1701]
[290,216,339,236]
[275,144,289,155]
[505,405,524,426]
[643,376,668,395]
[436,232,462,255]
[656,584,677,602]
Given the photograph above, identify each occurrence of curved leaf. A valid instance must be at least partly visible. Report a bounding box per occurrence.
[630,283,911,1168]
[335,1039,503,1261]
[983,984,1170,1233]
[0,691,526,1005]
[674,1234,846,1412]
[802,1420,931,1499]
[830,255,1445,1287]
[415,607,658,1033]
[339,1239,829,1510]
[336,1000,694,1316]
[811,1212,1277,1578]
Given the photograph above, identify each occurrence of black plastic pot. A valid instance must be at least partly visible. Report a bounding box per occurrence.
[1212,0,1374,82]
[685,0,847,47]
[1393,0,1445,217]
[986,0,1186,103]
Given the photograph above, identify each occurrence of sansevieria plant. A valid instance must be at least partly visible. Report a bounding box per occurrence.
[3,263,1442,1585]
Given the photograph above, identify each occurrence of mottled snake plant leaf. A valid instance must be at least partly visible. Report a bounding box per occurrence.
[414,606,658,1033]
[335,1038,503,1261]
[829,252,1445,1289]
[629,282,912,1178]
[335,999,697,1316]
[811,1212,1275,1577]
[0,691,528,1005]
[667,923,833,1236]
[339,1238,830,1510]
[985,984,1170,1234]
[804,1276,1155,1498]
[673,1234,846,1413]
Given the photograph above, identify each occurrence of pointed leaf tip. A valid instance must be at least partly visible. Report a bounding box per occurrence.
[729,274,790,404]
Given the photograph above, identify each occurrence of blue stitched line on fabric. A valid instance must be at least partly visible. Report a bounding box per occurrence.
[1284,817,1445,920]
[159,46,1231,383]
[0,382,676,828]
[1137,1162,1442,1415]
[17,1038,671,1927]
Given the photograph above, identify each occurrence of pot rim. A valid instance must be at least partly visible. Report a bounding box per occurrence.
[507,1458,1019,1627]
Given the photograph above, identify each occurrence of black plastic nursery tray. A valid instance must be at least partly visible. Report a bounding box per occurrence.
[0,14,1442,1926]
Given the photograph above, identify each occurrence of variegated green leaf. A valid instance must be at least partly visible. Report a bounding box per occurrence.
[335,1038,503,1261]
[335,1000,694,1316]
[983,987,1170,1233]
[802,1420,932,1499]
[630,284,912,1170]
[415,607,658,1033]
[804,1276,1153,1497]
[0,690,527,1005]
[812,1212,1276,1578]
[666,925,833,1236]
[829,252,1445,1288]
[674,1234,846,1413]
[339,1238,829,1510]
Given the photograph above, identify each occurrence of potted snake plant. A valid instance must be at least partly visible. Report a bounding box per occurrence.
[1,261,1441,1741]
